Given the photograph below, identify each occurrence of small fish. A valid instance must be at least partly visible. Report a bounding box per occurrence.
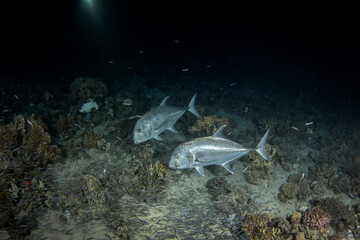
[174,39,179,44]
[282,176,288,181]
[169,125,270,176]
[122,102,132,106]
[349,192,354,199]
[242,167,248,173]
[291,126,299,131]
[230,83,237,86]
[182,68,189,72]
[133,94,201,144]
[128,115,142,120]
[300,172,305,180]
[26,119,33,128]
[304,122,314,126]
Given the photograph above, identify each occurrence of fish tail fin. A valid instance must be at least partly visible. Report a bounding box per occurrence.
[188,93,201,118]
[255,129,270,160]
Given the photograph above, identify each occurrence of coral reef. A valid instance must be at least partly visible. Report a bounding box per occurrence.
[188,115,230,136]
[287,173,310,201]
[214,187,249,216]
[83,131,103,149]
[311,197,355,233]
[236,213,284,239]
[148,161,171,180]
[0,115,60,239]
[278,182,299,203]
[104,160,169,204]
[205,177,231,199]
[56,114,76,140]
[124,140,154,165]
[243,145,275,186]
[69,76,108,101]
[302,207,332,235]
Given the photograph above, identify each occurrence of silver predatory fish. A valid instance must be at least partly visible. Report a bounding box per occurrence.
[133,94,201,144]
[169,125,270,176]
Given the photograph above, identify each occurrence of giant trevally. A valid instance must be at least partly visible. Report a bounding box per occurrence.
[168,125,270,176]
[133,94,201,144]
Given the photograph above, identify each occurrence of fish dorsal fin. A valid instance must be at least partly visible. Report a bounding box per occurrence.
[213,125,227,138]
[160,96,169,106]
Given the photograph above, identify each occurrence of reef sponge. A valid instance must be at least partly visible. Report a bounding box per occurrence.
[189,115,230,136]
[302,207,332,234]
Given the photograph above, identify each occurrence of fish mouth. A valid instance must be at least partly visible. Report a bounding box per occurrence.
[133,138,145,144]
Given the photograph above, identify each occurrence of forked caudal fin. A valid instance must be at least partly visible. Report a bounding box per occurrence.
[188,94,201,118]
[255,129,270,160]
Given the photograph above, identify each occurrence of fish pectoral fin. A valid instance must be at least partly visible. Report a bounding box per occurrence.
[195,167,205,176]
[168,125,178,133]
[221,162,234,174]
[154,135,164,141]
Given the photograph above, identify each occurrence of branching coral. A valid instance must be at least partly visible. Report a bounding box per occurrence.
[278,182,299,203]
[302,207,332,234]
[238,214,283,239]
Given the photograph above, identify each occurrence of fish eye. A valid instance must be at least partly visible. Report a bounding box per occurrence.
[137,129,141,133]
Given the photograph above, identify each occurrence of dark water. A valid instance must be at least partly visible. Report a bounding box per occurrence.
[1,1,360,239]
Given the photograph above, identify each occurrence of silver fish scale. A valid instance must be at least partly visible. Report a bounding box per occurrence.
[169,126,270,176]
[187,137,251,164]
[147,106,186,133]
[133,94,201,144]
